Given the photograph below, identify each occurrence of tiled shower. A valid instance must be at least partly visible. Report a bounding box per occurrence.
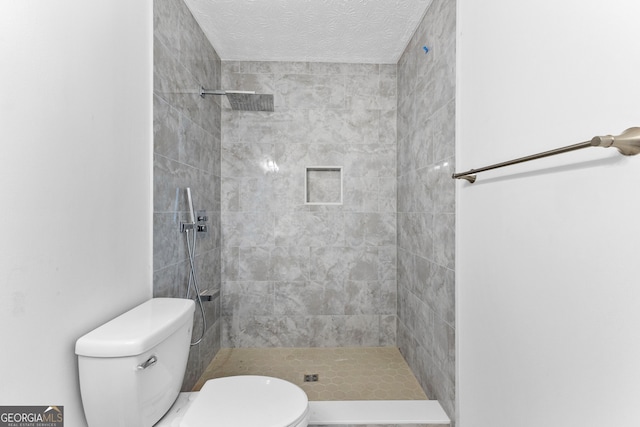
[153,0,455,422]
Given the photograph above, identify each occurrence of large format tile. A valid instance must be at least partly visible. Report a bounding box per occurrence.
[153,0,223,392]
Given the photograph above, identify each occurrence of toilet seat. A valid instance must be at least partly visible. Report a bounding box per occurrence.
[180,376,309,427]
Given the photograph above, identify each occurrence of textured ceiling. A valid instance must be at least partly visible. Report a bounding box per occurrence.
[183,0,433,64]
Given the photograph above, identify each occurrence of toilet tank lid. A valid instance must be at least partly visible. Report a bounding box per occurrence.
[75,298,195,357]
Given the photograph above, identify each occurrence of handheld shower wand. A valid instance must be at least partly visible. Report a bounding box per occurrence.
[180,187,196,232]
[186,187,195,225]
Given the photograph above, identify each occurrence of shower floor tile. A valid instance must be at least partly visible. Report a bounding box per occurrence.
[193,347,428,401]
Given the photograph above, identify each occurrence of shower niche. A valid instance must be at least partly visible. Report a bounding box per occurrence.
[305,166,343,205]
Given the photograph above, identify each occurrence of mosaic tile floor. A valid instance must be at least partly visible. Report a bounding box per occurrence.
[193,347,428,401]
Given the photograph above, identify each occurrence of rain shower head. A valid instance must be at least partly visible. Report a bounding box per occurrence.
[225,91,274,112]
[199,87,274,112]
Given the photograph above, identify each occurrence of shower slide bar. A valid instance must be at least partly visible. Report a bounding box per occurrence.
[452,127,640,183]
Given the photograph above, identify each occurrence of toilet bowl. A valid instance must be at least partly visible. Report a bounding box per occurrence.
[75,298,308,427]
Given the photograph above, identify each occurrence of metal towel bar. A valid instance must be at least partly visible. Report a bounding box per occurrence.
[452,127,640,183]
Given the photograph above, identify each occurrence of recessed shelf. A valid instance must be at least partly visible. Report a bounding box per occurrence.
[305,166,343,205]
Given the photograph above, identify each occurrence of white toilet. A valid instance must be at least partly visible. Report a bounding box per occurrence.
[75,298,309,427]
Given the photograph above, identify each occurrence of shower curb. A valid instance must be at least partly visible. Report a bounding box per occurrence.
[307,400,450,425]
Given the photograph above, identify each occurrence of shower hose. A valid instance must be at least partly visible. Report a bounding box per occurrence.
[185,226,206,346]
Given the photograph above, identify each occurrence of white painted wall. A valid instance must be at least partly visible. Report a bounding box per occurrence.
[457,0,640,426]
[0,1,152,425]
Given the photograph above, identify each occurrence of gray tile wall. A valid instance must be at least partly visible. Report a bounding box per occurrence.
[153,0,455,410]
[221,61,398,348]
[396,0,456,422]
[153,0,222,390]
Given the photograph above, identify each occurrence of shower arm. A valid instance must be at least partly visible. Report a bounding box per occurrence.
[452,127,640,183]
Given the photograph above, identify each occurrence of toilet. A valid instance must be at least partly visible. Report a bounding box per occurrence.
[75,298,309,427]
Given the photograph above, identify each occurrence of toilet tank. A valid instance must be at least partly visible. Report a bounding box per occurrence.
[75,298,195,427]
